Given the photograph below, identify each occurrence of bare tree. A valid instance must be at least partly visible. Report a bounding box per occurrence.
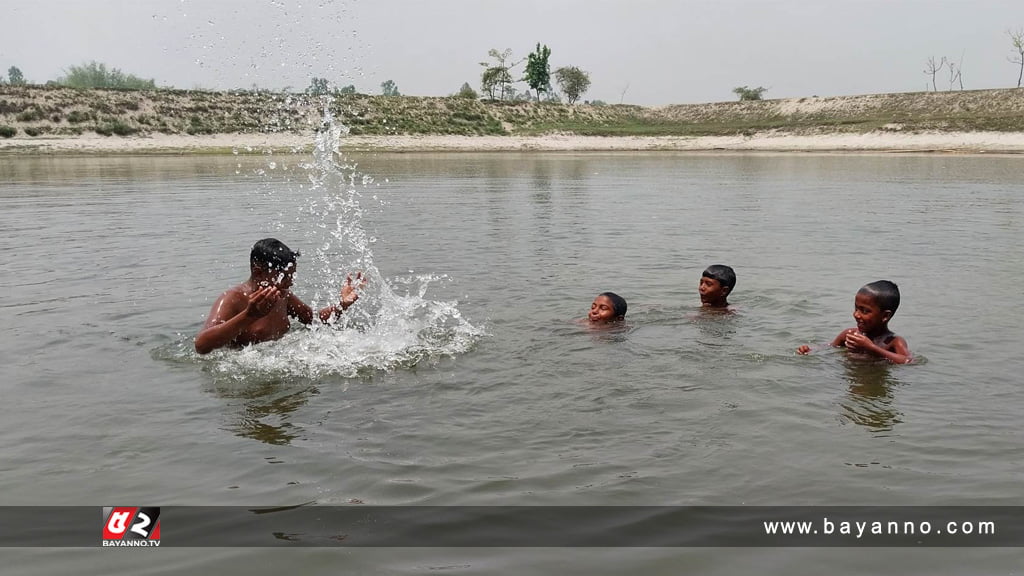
[947,62,962,91]
[947,52,964,91]
[619,82,630,104]
[923,56,946,92]
[1008,29,1024,88]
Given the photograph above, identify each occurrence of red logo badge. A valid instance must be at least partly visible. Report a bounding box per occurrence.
[102,507,161,547]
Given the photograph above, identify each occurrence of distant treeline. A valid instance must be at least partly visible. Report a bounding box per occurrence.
[5,25,1024,101]
[1,61,155,90]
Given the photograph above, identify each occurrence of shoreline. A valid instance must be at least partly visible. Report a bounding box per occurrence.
[3,131,1024,155]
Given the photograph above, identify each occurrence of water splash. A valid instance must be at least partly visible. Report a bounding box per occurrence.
[205,284,480,379]
[187,103,483,379]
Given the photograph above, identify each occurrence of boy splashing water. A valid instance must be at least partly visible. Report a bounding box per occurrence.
[797,280,912,364]
[195,238,365,354]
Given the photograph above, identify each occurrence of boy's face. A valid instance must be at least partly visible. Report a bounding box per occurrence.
[589,295,619,323]
[853,292,890,334]
[257,262,296,290]
[276,268,295,290]
[699,275,730,306]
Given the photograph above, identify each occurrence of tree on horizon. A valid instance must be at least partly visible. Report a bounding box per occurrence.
[8,66,26,85]
[480,48,519,101]
[380,79,400,96]
[58,61,156,90]
[523,43,552,101]
[924,56,946,92]
[947,53,964,91]
[456,82,478,99]
[1008,29,1024,88]
[554,66,590,104]
[732,86,767,101]
[306,77,330,96]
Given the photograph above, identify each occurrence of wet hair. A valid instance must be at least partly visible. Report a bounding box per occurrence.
[250,238,300,272]
[858,280,900,314]
[702,265,736,291]
[600,291,628,318]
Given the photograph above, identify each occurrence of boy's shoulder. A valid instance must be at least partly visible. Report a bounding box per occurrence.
[870,328,902,347]
[213,283,253,308]
[883,331,905,344]
[222,283,249,298]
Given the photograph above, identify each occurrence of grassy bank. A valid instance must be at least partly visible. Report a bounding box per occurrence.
[1,85,1023,141]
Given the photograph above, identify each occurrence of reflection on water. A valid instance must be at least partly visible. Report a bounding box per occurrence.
[205,376,319,446]
[839,358,903,434]
[531,161,553,193]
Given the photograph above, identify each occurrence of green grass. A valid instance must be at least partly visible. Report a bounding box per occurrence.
[0,99,27,115]
[95,120,138,136]
[67,110,93,123]
[15,108,43,122]
[516,117,819,137]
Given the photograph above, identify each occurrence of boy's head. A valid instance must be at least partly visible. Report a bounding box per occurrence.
[250,238,300,288]
[854,280,900,332]
[589,291,627,323]
[857,280,900,314]
[699,265,735,307]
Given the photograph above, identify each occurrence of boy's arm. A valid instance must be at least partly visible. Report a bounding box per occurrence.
[287,277,363,325]
[318,304,340,323]
[882,336,913,364]
[195,287,279,354]
[797,329,854,354]
[845,332,913,364]
[287,292,315,325]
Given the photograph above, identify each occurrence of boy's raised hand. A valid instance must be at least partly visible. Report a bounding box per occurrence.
[339,271,367,310]
[245,286,281,318]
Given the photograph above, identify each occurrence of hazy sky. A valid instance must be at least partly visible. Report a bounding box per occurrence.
[3,0,1023,105]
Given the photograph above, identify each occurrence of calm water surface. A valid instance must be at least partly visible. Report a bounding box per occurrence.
[1,152,1022,574]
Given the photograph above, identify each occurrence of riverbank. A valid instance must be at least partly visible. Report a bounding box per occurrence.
[2,84,1024,154]
[2,130,1024,154]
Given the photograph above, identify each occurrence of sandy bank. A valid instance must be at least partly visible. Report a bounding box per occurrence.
[3,131,1024,154]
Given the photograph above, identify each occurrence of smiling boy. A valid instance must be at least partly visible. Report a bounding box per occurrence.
[797,280,912,364]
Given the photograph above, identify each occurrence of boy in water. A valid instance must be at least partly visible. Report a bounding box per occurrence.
[195,238,365,354]
[588,292,628,324]
[797,280,912,364]
[699,265,735,309]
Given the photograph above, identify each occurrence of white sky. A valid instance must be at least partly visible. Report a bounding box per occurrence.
[2,0,1023,105]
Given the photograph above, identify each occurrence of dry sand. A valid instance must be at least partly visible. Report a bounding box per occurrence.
[3,131,1024,154]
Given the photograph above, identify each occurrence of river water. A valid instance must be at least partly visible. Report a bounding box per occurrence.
[1,150,1021,574]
